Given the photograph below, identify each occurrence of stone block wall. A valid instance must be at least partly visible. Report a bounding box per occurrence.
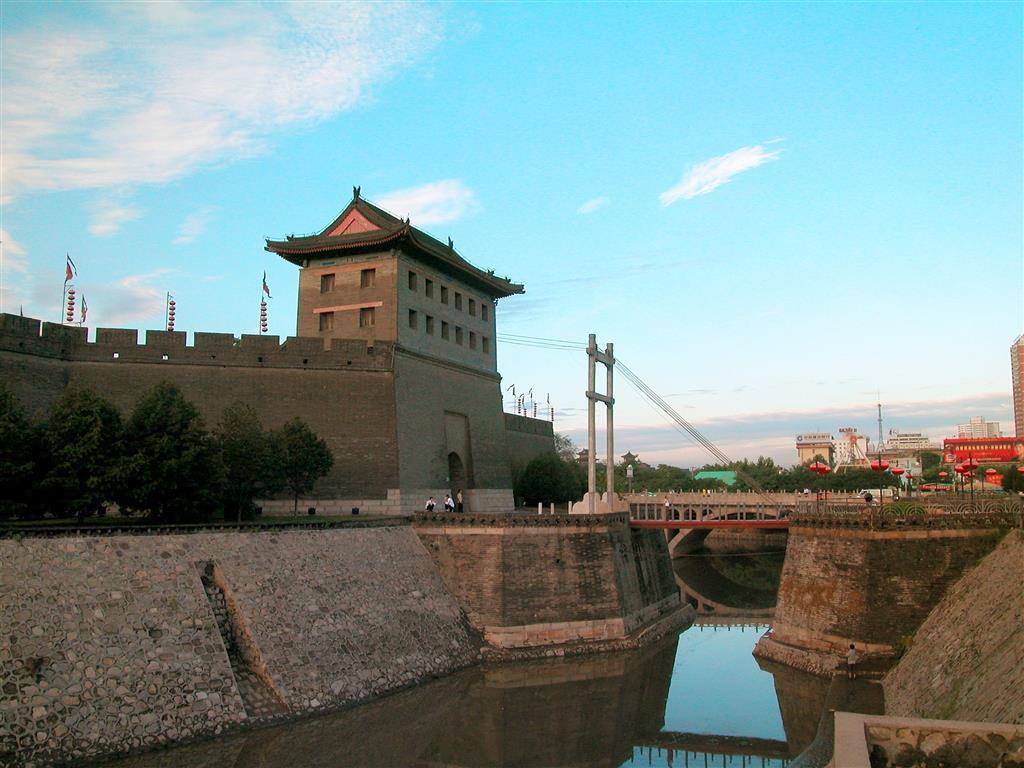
[504,412,556,479]
[883,530,1024,724]
[413,513,687,657]
[754,523,1003,674]
[0,525,479,765]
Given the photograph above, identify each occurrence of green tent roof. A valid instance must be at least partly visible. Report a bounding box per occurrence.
[693,470,738,486]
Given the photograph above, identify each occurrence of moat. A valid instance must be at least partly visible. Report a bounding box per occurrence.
[94,544,808,768]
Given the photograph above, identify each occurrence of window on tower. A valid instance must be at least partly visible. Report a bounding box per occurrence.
[320,274,335,293]
[360,268,375,288]
[319,312,335,332]
[359,307,375,328]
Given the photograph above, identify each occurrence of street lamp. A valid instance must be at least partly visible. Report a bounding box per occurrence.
[870,457,889,512]
[962,456,979,504]
[983,467,997,493]
[906,471,913,498]
[626,463,634,495]
[891,466,904,499]
[809,461,830,509]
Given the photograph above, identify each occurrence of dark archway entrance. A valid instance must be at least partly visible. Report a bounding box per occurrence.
[448,452,467,502]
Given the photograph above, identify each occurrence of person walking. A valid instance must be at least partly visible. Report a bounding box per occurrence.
[456,490,464,513]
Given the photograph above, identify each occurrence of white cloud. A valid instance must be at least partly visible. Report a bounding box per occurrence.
[659,143,782,206]
[173,207,216,245]
[577,196,609,215]
[92,270,173,325]
[1,2,442,199]
[88,200,141,237]
[374,180,478,226]
[0,229,27,272]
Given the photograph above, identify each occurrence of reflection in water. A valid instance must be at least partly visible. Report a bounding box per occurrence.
[96,547,826,768]
[673,545,786,617]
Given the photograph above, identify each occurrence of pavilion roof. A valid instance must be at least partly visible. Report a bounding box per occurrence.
[265,189,524,299]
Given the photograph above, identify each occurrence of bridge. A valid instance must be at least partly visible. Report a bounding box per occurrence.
[635,732,790,761]
[625,492,799,555]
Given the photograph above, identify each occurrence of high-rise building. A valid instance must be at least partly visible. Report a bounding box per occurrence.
[1012,334,1023,437]
[956,416,1001,439]
[883,431,938,451]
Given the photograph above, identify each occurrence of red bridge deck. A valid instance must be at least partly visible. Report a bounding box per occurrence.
[629,519,790,530]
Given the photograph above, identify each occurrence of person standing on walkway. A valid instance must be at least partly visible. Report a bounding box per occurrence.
[846,643,859,679]
[456,490,464,513]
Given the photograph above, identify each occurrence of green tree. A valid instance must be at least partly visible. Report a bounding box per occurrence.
[117,382,224,522]
[216,402,279,521]
[1002,464,1023,494]
[0,386,45,519]
[515,452,585,505]
[553,432,578,462]
[41,388,122,520]
[271,418,333,514]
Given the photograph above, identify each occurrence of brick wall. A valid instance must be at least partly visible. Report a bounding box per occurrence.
[0,525,479,765]
[504,412,556,478]
[414,513,688,656]
[754,524,1002,673]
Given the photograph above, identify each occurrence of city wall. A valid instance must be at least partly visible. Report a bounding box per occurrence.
[414,512,692,658]
[753,514,1008,675]
[0,313,555,514]
[0,524,479,766]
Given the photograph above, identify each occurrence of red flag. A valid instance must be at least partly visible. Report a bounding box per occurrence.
[64,254,77,282]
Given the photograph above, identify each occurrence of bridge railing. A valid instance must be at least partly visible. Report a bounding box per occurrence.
[792,497,1023,530]
[628,501,791,522]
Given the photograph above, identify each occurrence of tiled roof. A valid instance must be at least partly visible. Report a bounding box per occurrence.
[266,191,524,299]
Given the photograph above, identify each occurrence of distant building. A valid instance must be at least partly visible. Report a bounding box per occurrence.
[883,431,938,452]
[694,470,738,487]
[956,417,1001,439]
[796,433,835,464]
[835,427,869,468]
[1012,335,1023,437]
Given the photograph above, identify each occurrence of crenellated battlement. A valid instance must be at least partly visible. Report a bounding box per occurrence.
[0,312,394,371]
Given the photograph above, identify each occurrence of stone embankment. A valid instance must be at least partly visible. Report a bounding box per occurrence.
[0,523,479,766]
[754,510,1010,675]
[883,529,1024,724]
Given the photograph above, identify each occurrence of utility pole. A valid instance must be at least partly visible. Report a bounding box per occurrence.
[586,334,615,514]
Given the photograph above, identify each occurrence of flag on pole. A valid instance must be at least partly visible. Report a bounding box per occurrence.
[80,296,88,324]
[65,254,77,282]
[262,271,272,298]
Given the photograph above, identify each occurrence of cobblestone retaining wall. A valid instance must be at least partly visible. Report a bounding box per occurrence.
[883,529,1024,724]
[0,525,479,766]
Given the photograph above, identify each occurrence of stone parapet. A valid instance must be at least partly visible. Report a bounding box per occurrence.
[830,712,1024,768]
[0,312,394,371]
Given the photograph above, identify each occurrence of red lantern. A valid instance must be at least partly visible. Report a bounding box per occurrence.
[938,471,948,479]
[954,464,965,474]
[1018,466,1024,475]
[809,461,828,475]
[870,460,889,472]
[891,467,904,477]
[962,458,979,471]
[984,468,997,477]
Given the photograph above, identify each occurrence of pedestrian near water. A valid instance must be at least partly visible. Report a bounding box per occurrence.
[456,490,464,513]
[846,643,859,679]
[424,496,436,512]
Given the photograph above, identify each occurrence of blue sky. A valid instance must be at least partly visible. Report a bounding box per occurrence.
[1,2,1021,466]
